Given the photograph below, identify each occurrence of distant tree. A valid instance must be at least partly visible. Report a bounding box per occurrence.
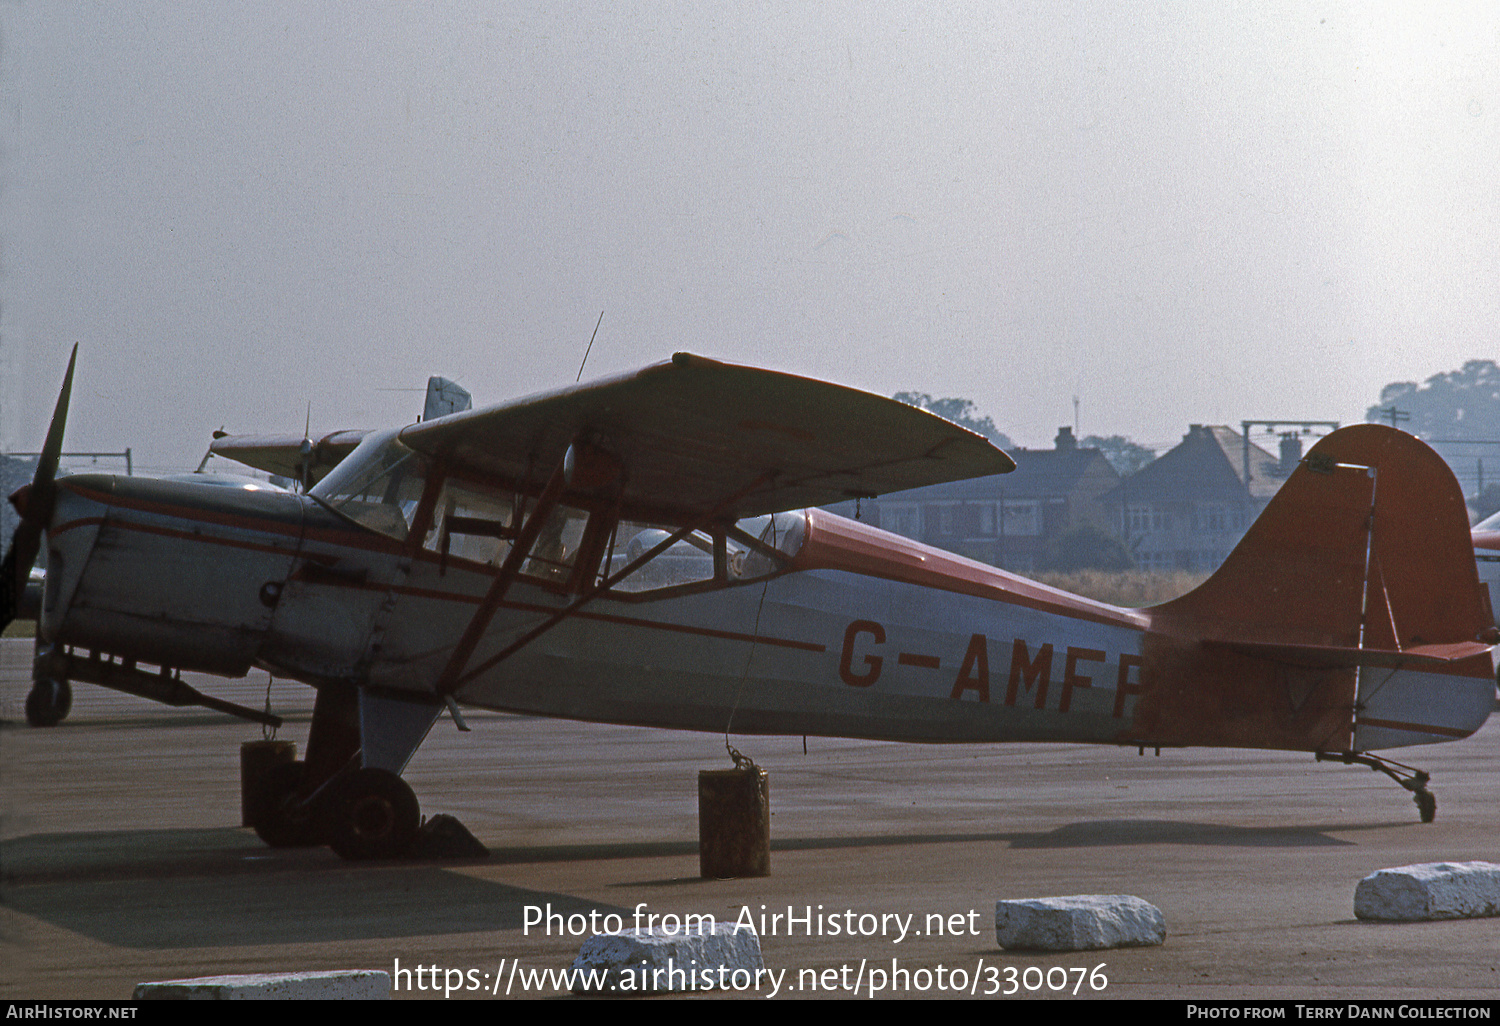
[893,392,1014,449]
[1038,524,1135,572]
[1081,434,1156,475]
[1366,359,1500,440]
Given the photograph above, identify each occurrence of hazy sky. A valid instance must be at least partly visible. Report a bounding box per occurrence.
[3,3,1497,475]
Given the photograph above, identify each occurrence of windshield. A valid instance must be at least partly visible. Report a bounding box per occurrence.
[310,429,427,539]
[1475,509,1500,532]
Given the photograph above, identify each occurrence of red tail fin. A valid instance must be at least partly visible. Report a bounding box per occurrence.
[1133,425,1494,752]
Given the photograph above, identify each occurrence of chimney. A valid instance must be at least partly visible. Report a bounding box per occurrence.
[1279,433,1303,475]
[1054,426,1077,452]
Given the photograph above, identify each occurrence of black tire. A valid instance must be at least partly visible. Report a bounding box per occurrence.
[251,761,325,848]
[25,678,71,727]
[327,767,420,861]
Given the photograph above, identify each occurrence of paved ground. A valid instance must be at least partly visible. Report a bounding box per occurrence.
[2,637,1497,1001]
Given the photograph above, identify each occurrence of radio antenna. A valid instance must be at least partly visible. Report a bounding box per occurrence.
[576,310,605,383]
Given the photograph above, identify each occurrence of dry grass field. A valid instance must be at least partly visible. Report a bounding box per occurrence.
[1029,569,1209,607]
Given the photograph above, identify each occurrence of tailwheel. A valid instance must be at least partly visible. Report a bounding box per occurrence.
[1415,788,1436,824]
[25,678,71,727]
[327,767,420,861]
[1316,750,1436,823]
[250,761,325,848]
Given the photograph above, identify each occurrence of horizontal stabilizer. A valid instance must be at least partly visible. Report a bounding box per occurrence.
[1207,638,1495,670]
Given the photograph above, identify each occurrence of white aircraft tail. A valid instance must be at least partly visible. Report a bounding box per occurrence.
[424,377,472,421]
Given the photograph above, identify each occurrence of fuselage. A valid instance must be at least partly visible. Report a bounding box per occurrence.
[41,469,1152,745]
[41,430,1494,756]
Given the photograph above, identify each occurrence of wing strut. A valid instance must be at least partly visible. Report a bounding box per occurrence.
[443,472,771,695]
[431,437,772,699]
[431,452,572,697]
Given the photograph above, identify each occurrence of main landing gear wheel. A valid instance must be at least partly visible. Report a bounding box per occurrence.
[327,767,420,861]
[25,678,71,727]
[250,761,325,848]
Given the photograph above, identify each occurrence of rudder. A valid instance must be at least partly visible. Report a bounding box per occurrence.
[1141,424,1494,752]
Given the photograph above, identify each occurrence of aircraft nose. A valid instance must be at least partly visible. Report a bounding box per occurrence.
[40,474,306,675]
[37,480,107,640]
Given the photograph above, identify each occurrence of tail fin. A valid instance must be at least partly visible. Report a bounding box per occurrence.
[1139,424,1494,752]
[423,377,472,421]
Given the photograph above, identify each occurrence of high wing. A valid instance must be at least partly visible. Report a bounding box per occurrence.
[399,352,1015,521]
[208,429,369,484]
[209,375,474,483]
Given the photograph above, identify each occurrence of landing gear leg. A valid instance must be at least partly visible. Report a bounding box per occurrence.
[246,683,442,861]
[1316,750,1436,823]
[248,684,360,850]
[320,690,440,860]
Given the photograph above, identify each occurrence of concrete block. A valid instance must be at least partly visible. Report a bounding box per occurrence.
[1354,861,1500,921]
[995,895,1166,951]
[570,922,764,994]
[134,970,390,1000]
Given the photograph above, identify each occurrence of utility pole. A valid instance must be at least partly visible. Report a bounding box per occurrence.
[1376,406,1410,430]
[1428,439,1500,505]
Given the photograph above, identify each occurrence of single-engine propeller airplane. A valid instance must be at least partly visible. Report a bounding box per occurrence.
[1473,508,1500,628]
[3,347,1496,859]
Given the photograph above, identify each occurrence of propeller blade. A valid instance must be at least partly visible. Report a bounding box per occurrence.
[0,520,43,630]
[1,345,78,631]
[30,344,79,523]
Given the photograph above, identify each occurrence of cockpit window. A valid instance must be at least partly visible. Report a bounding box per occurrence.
[603,511,806,595]
[738,512,806,578]
[312,431,810,595]
[606,525,719,592]
[310,429,427,540]
[423,477,518,566]
[522,504,592,583]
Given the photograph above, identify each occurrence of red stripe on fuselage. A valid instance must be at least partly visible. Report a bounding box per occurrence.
[793,509,1149,632]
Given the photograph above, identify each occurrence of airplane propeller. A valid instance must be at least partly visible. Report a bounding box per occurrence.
[1,345,77,632]
[296,402,313,492]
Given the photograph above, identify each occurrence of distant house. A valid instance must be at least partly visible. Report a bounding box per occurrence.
[1103,424,1291,572]
[831,427,1120,572]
